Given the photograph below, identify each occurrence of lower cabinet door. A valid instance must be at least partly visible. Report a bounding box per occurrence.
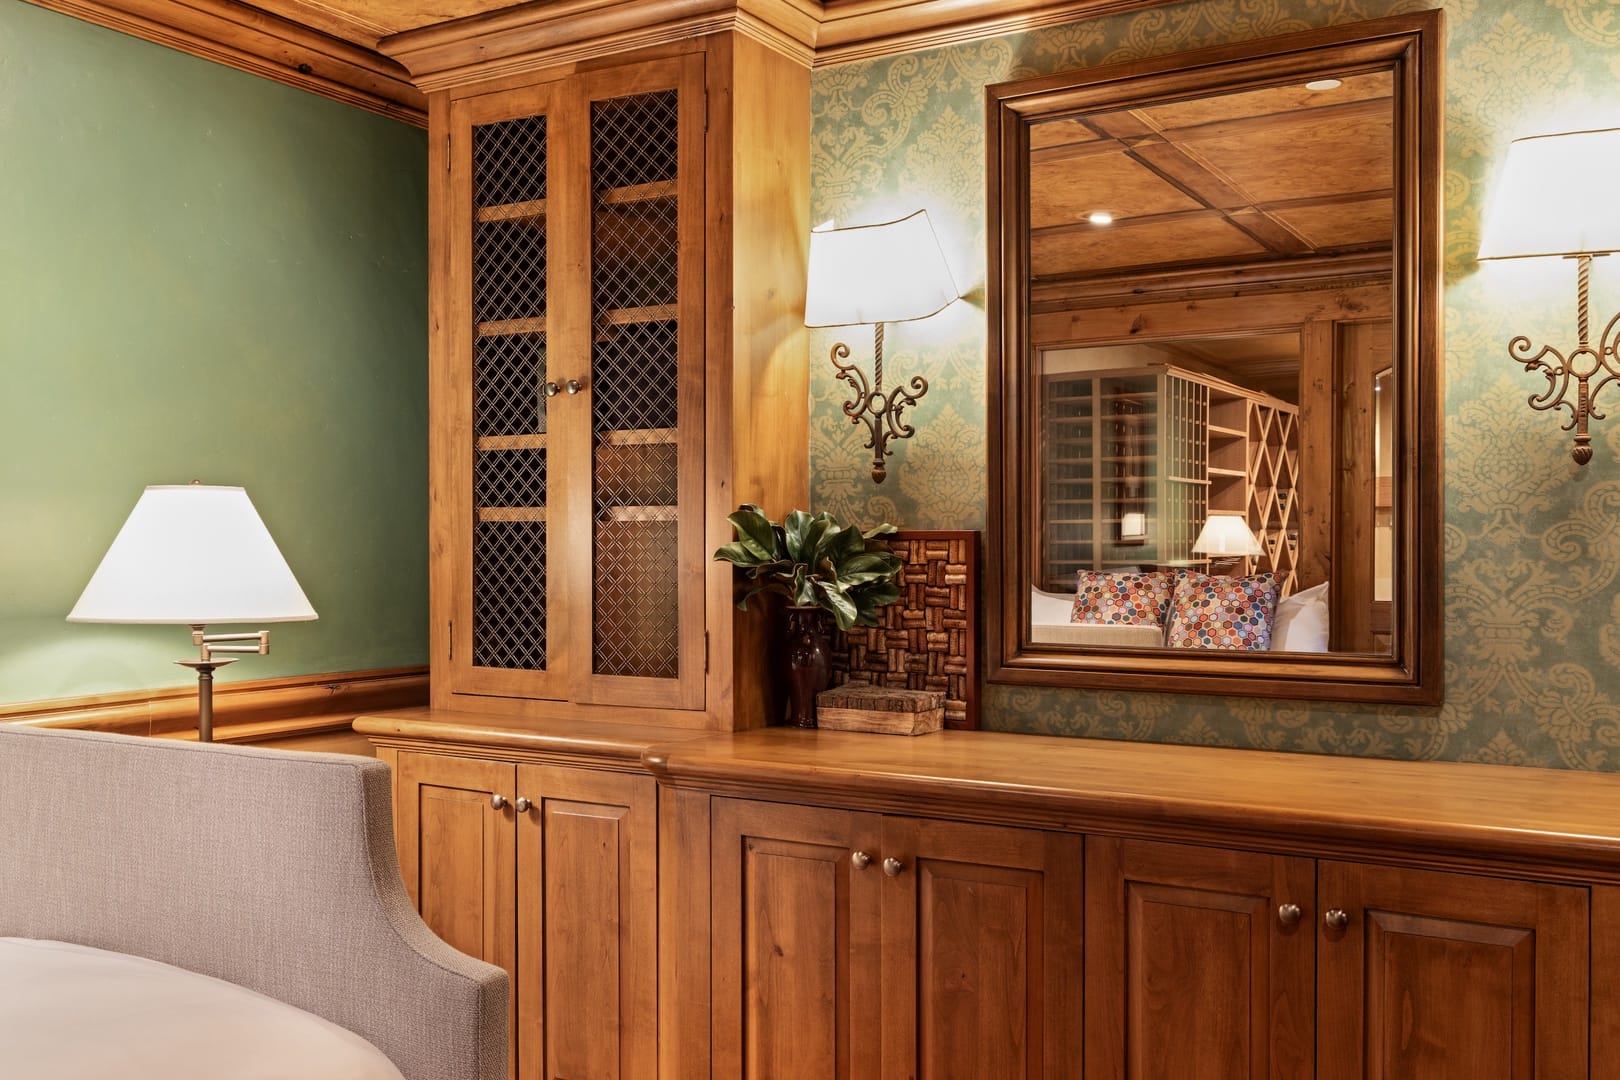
[1316,861,1589,1080]
[709,798,884,1080]
[1084,836,1315,1080]
[880,816,1084,1080]
[515,765,656,1080]
[395,752,519,1078]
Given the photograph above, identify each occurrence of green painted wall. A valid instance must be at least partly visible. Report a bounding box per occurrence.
[0,1,429,702]
[810,0,1620,768]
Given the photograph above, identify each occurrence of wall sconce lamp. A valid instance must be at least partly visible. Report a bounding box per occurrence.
[68,484,318,741]
[1478,126,1620,465]
[1193,512,1263,576]
[805,209,960,483]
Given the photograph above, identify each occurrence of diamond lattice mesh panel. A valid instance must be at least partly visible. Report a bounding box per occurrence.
[471,114,549,671]
[590,89,681,680]
[473,521,547,669]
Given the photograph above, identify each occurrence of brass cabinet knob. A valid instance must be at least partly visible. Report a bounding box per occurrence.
[490,793,508,810]
[543,381,563,398]
[565,378,584,395]
[514,797,532,813]
[882,857,905,877]
[851,851,872,871]
[1277,903,1303,927]
[1324,908,1350,931]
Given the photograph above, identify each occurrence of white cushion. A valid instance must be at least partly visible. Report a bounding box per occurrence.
[0,938,405,1080]
[1272,582,1329,652]
[1031,587,1077,625]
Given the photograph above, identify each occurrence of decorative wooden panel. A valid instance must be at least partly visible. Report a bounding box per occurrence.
[830,530,979,729]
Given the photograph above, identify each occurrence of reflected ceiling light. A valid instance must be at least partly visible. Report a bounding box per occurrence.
[1478,126,1620,465]
[1305,78,1343,91]
[1087,211,1114,225]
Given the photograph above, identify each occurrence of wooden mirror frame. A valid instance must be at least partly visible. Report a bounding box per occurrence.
[986,11,1443,704]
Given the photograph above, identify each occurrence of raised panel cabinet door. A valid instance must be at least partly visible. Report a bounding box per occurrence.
[710,798,883,1080]
[879,817,1084,1080]
[1084,837,1315,1080]
[443,80,573,703]
[560,54,707,712]
[513,764,656,1080]
[1316,861,1589,1080]
[394,752,518,1076]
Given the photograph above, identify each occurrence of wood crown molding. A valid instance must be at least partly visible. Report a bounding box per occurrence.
[21,0,426,125]
[809,0,1180,67]
[1,666,429,742]
[380,0,818,91]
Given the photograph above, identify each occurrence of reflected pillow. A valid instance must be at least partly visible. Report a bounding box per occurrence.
[1272,582,1329,653]
[1166,571,1279,650]
[1072,570,1174,628]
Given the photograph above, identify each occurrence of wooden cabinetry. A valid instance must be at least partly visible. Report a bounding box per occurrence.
[429,33,809,729]
[705,797,1083,1079]
[1087,838,1588,1080]
[388,736,659,1080]
[1039,364,1298,591]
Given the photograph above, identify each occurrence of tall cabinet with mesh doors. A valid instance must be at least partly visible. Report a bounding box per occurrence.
[431,40,811,729]
[356,29,811,1080]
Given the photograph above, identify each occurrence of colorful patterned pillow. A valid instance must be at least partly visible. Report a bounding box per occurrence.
[1071,570,1174,628]
[1166,572,1280,650]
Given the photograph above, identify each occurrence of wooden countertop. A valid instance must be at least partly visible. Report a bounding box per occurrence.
[643,728,1620,882]
[355,707,710,765]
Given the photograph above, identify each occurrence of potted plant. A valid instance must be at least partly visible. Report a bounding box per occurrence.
[714,504,905,727]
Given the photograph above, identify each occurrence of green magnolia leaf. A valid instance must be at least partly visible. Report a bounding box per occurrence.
[713,541,758,566]
[863,522,899,540]
[726,505,780,562]
[783,510,813,562]
[813,579,860,630]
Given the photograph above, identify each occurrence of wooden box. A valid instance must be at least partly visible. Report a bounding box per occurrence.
[815,684,944,736]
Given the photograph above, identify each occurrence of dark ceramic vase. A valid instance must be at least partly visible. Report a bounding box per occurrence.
[784,605,832,728]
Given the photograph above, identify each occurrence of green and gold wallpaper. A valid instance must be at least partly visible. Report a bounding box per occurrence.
[809,0,1620,768]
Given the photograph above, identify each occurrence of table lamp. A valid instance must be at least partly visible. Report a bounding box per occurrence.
[68,484,318,741]
[1193,512,1263,576]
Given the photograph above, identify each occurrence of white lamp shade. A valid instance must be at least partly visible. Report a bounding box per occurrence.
[804,209,960,327]
[68,485,317,625]
[1478,128,1620,260]
[1192,513,1263,557]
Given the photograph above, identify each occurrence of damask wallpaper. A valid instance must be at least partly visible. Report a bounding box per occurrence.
[808,0,1620,769]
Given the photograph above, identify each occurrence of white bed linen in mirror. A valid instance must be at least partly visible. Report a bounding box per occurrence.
[0,937,405,1080]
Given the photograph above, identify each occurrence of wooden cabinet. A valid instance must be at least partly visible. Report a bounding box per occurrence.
[428,35,809,730]
[706,798,1083,1079]
[1086,837,1589,1080]
[394,747,657,1080]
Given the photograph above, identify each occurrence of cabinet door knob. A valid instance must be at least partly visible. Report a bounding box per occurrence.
[851,851,872,871]
[1277,903,1303,927]
[565,378,584,395]
[543,381,563,398]
[1324,908,1349,931]
[882,857,905,877]
[514,797,532,813]
[490,793,508,810]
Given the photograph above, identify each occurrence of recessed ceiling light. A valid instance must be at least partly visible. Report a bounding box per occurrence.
[1088,211,1114,225]
[1305,78,1343,92]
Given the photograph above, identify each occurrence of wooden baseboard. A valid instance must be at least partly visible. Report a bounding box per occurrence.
[1,666,429,743]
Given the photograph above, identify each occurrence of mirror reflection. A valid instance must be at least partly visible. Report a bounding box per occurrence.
[1024,71,1395,655]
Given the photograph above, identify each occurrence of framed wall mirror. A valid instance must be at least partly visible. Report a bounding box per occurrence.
[986,11,1443,704]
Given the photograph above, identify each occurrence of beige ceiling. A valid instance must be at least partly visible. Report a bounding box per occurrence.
[1029,71,1394,282]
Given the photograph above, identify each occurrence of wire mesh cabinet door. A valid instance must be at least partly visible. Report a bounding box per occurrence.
[564,55,707,710]
[446,82,573,701]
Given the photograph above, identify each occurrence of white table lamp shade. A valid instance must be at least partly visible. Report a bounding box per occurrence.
[1478,128,1620,260]
[805,209,960,327]
[68,485,317,625]
[1192,513,1264,557]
